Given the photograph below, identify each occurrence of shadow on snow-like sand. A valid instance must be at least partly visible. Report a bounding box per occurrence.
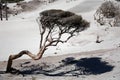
[16,57,114,77]
[0,56,114,77]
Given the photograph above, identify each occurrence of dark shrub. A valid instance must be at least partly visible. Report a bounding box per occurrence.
[94,1,120,27]
[40,9,90,30]
[99,1,118,18]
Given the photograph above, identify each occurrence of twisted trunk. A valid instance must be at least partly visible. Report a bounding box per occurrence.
[6,47,46,73]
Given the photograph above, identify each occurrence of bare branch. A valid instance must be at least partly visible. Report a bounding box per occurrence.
[36,17,47,49]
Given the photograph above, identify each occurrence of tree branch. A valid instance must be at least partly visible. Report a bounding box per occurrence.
[6,45,47,73]
[37,17,45,49]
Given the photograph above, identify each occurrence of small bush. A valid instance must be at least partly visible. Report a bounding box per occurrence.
[20,0,41,11]
[94,1,120,27]
[99,1,118,18]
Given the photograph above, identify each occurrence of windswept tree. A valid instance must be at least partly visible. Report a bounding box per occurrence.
[6,9,90,73]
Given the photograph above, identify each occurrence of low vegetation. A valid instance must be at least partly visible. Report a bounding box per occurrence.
[94,1,120,27]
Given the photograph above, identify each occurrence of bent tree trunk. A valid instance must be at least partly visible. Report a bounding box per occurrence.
[6,9,89,73]
[6,47,46,72]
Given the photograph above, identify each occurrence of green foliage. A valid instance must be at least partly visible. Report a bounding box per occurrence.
[40,9,90,32]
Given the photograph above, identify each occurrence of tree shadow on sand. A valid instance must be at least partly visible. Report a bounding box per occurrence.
[19,57,114,76]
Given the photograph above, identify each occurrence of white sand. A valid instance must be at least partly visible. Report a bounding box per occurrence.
[0,0,120,80]
[0,0,120,61]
